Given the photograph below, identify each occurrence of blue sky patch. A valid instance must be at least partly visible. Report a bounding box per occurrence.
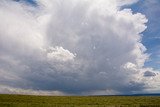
[130,0,160,70]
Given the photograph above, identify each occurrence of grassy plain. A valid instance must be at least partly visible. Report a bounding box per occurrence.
[0,94,160,107]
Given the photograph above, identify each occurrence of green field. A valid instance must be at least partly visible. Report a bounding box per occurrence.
[0,94,160,107]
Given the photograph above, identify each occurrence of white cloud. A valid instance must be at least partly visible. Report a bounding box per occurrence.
[47,46,75,62]
[0,0,159,95]
[0,85,66,96]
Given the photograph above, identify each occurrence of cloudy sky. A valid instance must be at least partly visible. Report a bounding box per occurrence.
[0,0,160,95]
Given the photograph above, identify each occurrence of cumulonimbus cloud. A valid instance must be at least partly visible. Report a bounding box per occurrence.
[0,0,159,95]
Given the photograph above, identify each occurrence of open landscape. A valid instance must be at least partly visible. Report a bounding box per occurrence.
[0,1,160,107]
[0,94,160,107]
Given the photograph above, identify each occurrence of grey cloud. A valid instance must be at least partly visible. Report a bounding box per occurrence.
[144,71,156,77]
[0,0,159,95]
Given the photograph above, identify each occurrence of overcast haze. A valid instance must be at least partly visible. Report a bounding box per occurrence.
[0,0,160,95]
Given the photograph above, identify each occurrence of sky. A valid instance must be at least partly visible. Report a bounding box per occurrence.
[0,0,160,95]
[130,0,160,70]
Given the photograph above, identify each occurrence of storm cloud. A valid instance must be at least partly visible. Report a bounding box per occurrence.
[0,0,159,95]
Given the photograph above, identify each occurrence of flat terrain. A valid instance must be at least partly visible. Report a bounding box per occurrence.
[0,94,160,107]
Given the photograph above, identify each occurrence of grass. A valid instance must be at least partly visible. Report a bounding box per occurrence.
[0,94,160,107]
